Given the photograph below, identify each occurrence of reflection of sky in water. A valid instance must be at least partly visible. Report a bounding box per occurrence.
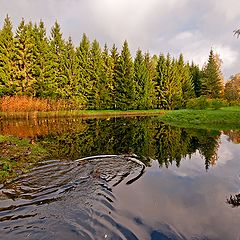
[113,134,240,240]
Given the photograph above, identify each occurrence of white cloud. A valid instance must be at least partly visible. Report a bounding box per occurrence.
[0,0,240,78]
[213,45,238,68]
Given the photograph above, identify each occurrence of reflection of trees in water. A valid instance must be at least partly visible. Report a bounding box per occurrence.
[224,130,240,207]
[28,117,222,170]
[195,129,221,170]
[227,194,240,207]
[154,125,220,169]
[0,118,87,138]
[224,130,240,144]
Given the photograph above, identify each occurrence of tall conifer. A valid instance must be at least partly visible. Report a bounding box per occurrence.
[32,20,55,98]
[76,33,91,107]
[177,54,195,106]
[49,21,66,98]
[115,40,135,110]
[101,44,115,109]
[62,37,81,100]
[0,15,15,95]
[144,52,157,109]
[134,48,149,109]
[14,19,36,95]
[89,39,102,109]
[189,62,202,97]
[156,54,182,109]
[201,49,224,98]
[110,44,119,109]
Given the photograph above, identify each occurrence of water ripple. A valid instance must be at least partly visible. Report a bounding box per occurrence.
[0,155,145,240]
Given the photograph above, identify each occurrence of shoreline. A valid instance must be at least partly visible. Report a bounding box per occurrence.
[0,109,166,119]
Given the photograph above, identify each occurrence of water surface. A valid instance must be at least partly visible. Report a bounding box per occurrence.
[0,116,240,239]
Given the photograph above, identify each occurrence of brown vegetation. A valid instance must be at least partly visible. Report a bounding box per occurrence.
[0,96,81,112]
[0,118,87,138]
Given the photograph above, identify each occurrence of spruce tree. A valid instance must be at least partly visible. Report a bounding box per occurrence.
[101,44,115,109]
[168,57,183,109]
[144,52,157,109]
[134,48,149,109]
[189,62,202,97]
[62,37,82,101]
[177,54,195,106]
[76,33,92,107]
[0,15,15,96]
[89,39,102,109]
[32,20,56,98]
[156,54,182,110]
[115,40,135,110]
[49,21,66,98]
[201,49,224,98]
[110,44,119,109]
[155,54,167,109]
[14,19,36,95]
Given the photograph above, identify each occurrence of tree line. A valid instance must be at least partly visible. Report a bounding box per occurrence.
[0,115,222,170]
[0,16,227,110]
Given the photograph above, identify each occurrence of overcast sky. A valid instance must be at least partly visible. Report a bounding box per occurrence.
[1,0,240,79]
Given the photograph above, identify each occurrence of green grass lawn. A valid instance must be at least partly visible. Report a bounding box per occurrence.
[1,106,240,129]
[158,106,240,130]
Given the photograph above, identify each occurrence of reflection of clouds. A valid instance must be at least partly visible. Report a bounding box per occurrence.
[168,152,205,178]
[168,135,239,178]
[216,135,234,166]
[114,134,240,239]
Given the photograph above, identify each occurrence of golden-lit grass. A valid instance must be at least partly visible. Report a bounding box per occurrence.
[0,96,81,112]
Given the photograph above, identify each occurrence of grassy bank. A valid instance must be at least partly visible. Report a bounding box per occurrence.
[0,109,165,119]
[0,135,49,183]
[158,106,240,130]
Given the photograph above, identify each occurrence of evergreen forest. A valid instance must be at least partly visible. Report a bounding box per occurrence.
[0,16,226,111]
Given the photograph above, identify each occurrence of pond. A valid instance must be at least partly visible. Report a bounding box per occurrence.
[0,116,240,240]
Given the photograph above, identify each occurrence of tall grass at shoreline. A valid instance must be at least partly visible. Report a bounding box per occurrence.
[0,96,82,112]
[0,96,164,119]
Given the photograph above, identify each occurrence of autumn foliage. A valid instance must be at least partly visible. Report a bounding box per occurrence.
[0,96,80,112]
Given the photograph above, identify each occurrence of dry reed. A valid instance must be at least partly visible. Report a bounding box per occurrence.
[0,96,82,112]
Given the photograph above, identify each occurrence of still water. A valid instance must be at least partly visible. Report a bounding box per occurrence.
[0,116,240,240]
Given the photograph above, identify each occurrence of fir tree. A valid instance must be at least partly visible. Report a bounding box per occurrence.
[62,37,82,101]
[89,39,102,109]
[76,33,92,107]
[134,48,149,109]
[168,56,183,109]
[156,54,182,110]
[177,54,195,106]
[14,19,36,95]
[32,20,56,98]
[115,40,135,110]
[155,54,167,109]
[189,62,202,97]
[0,15,15,95]
[144,52,157,109]
[201,49,224,98]
[110,44,119,108]
[101,44,115,109]
[49,21,66,98]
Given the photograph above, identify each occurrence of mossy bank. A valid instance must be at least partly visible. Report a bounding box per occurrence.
[0,135,49,183]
